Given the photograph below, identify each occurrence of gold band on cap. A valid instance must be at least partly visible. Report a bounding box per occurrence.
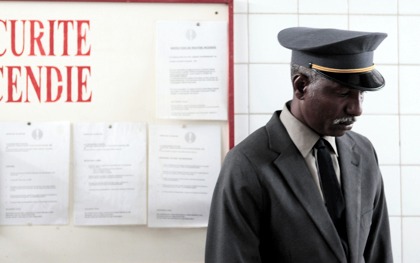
[310,63,375,73]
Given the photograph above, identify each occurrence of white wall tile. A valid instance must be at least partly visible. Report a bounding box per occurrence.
[381,166,401,216]
[234,0,248,13]
[400,116,420,165]
[234,64,249,114]
[249,64,291,113]
[399,0,420,14]
[234,14,249,63]
[349,15,399,64]
[234,114,249,145]
[389,219,402,263]
[389,217,402,263]
[249,0,297,13]
[401,166,420,216]
[349,0,397,14]
[248,14,298,63]
[400,66,420,114]
[363,65,399,115]
[403,217,420,263]
[399,16,420,64]
[249,114,272,134]
[298,14,348,29]
[352,115,400,165]
[299,0,348,14]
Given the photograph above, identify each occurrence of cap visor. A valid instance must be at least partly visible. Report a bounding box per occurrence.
[314,68,385,91]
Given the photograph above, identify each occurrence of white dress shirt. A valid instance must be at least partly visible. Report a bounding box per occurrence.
[279,103,341,199]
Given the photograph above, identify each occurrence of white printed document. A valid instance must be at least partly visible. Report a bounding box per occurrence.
[148,124,221,227]
[73,122,147,225]
[0,122,70,225]
[156,21,228,120]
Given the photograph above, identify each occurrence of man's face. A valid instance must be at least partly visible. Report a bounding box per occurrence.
[300,76,364,137]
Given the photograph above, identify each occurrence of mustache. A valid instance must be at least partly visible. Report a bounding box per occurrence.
[332,116,357,125]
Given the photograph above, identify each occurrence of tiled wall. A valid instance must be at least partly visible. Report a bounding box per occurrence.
[233,0,420,262]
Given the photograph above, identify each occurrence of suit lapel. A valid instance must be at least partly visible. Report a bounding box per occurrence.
[337,135,362,262]
[266,112,347,262]
[273,148,348,262]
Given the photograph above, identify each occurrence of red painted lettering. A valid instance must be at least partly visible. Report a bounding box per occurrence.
[29,20,46,56]
[10,20,26,56]
[57,20,74,56]
[77,66,91,102]
[7,66,22,102]
[0,20,6,56]
[25,66,41,102]
[45,66,63,102]
[77,20,90,56]
[0,66,3,101]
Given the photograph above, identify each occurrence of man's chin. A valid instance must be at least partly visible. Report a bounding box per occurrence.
[327,123,354,136]
[329,129,351,137]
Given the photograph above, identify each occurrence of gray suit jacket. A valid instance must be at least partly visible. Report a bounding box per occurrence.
[205,111,393,263]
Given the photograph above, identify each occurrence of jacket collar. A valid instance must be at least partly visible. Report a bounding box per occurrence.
[279,103,338,157]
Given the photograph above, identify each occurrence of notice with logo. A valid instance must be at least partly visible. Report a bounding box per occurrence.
[73,122,147,225]
[155,21,228,120]
[0,122,70,225]
[148,124,221,227]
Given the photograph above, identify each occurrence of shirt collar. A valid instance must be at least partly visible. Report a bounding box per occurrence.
[279,102,338,157]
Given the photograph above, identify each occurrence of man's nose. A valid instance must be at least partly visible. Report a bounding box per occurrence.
[346,92,363,116]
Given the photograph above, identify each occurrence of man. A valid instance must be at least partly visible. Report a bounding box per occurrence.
[205,27,393,263]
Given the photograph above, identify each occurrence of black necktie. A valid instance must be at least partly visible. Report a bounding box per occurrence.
[314,138,348,256]
[314,138,345,222]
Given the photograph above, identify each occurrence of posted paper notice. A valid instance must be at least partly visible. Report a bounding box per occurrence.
[0,122,70,225]
[73,122,147,225]
[148,124,221,227]
[156,21,228,120]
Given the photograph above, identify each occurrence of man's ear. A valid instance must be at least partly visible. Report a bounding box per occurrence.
[293,74,309,100]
